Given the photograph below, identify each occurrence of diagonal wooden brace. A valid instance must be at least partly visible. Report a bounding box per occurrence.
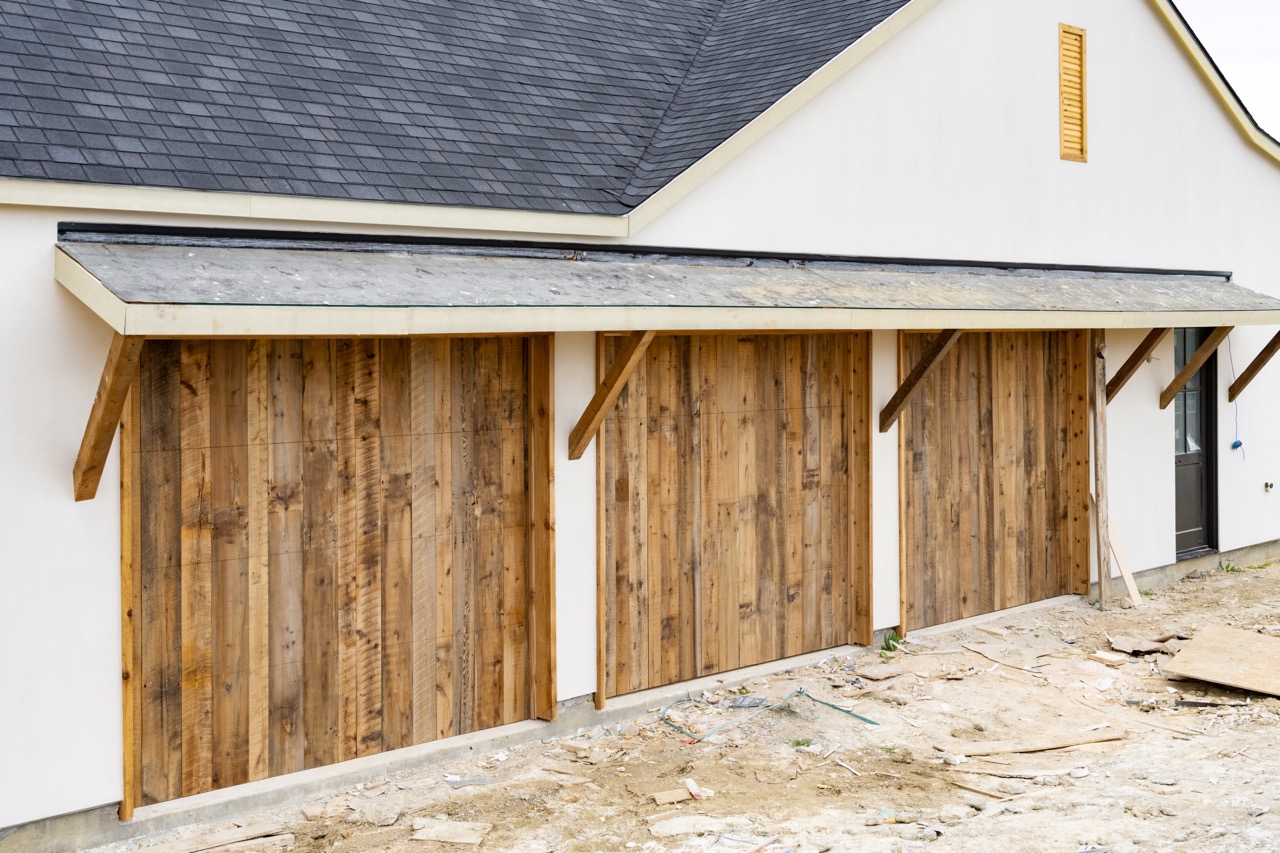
[1159,326,1232,410]
[1105,328,1170,404]
[1228,329,1280,402]
[73,333,144,501]
[568,330,655,460]
[879,329,961,433]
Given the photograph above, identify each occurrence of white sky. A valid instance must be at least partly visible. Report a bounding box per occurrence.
[1173,0,1280,135]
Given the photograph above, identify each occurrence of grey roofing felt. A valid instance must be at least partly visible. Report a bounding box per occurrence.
[57,239,1280,319]
[0,0,910,214]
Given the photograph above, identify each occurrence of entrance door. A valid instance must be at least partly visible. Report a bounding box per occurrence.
[1174,328,1217,556]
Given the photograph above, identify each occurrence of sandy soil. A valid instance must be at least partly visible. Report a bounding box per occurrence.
[112,561,1280,853]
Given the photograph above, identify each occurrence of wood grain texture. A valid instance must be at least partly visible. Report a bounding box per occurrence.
[569,329,655,460]
[601,334,869,697]
[74,332,145,501]
[129,337,539,805]
[1160,326,1233,409]
[119,382,143,820]
[1105,328,1170,403]
[1228,329,1280,402]
[899,331,1089,631]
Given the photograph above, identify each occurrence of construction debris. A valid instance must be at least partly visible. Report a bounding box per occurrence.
[410,818,493,845]
[1164,624,1280,696]
[936,730,1124,757]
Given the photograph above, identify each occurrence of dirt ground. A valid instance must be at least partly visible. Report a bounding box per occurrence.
[107,561,1280,853]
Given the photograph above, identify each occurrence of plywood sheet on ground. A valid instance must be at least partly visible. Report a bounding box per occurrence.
[1165,624,1280,696]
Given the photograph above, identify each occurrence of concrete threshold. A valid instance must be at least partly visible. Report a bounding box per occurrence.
[3,645,862,853]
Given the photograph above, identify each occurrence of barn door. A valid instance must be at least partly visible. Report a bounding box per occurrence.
[120,336,553,811]
[899,331,1091,632]
[600,333,870,698]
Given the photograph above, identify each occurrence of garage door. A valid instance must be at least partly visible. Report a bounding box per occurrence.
[600,333,871,698]
[899,331,1090,631]
[121,336,552,808]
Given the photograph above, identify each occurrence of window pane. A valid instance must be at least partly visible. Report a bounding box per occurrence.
[1185,391,1201,453]
[1174,393,1186,454]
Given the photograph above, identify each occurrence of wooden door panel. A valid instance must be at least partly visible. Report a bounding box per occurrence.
[125,337,543,806]
[900,331,1089,631]
[602,334,870,698]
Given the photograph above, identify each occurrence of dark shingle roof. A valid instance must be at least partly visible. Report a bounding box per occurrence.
[0,0,910,215]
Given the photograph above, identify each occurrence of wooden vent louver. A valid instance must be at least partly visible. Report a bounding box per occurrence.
[1059,24,1087,162]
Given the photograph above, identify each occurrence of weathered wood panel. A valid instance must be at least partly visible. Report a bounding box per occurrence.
[602,333,870,697]
[126,337,547,808]
[900,331,1089,631]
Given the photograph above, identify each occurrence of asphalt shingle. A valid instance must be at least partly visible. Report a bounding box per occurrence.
[0,0,908,214]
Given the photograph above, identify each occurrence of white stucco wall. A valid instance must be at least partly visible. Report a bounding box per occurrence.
[0,209,125,828]
[628,0,1280,570]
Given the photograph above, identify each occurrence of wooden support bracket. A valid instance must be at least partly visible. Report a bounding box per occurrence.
[1228,329,1280,402]
[1160,326,1232,410]
[1105,328,1170,404]
[878,329,961,433]
[568,329,655,460]
[73,333,144,501]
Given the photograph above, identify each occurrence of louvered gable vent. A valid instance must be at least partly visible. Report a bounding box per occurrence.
[1060,24,1087,162]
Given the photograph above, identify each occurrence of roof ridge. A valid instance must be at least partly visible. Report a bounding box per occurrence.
[607,0,736,206]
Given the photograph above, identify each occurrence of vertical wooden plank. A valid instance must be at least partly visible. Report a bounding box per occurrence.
[715,337,740,672]
[1067,330,1091,595]
[433,339,457,740]
[674,335,698,682]
[334,340,358,760]
[735,336,761,666]
[782,335,806,656]
[1093,330,1113,610]
[527,335,557,721]
[497,336,527,725]
[139,341,183,805]
[380,338,414,750]
[595,333,610,707]
[849,332,873,646]
[210,341,249,789]
[267,340,304,776]
[301,340,338,770]
[625,340,649,692]
[120,380,142,821]
[246,341,270,782]
[800,336,822,649]
[698,336,722,676]
[353,339,384,756]
[452,339,477,733]
[178,341,213,797]
[473,338,504,731]
[410,339,438,744]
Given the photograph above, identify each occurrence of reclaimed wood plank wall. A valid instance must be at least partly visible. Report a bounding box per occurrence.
[899,331,1090,632]
[601,333,870,698]
[123,336,551,807]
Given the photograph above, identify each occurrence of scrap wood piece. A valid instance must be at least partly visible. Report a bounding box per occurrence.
[1164,624,1280,697]
[1088,651,1128,666]
[410,818,493,845]
[139,823,285,853]
[205,836,294,853]
[652,787,692,806]
[1072,697,1202,737]
[1110,636,1164,655]
[935,730,1123,757]
[962,644,1045,675]
[948,780,1010,800]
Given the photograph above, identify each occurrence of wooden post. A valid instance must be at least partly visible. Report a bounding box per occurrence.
[1092,330,1112,610]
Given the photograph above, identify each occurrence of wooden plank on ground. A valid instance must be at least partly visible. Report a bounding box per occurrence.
[1105,328,1169,404]
[74,332,145,501]
[939,730,1124,757]
[568,329,655,460]
[1164,624,1280,696]
[1228,329,1280,402]
[1160,326,1233,409]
